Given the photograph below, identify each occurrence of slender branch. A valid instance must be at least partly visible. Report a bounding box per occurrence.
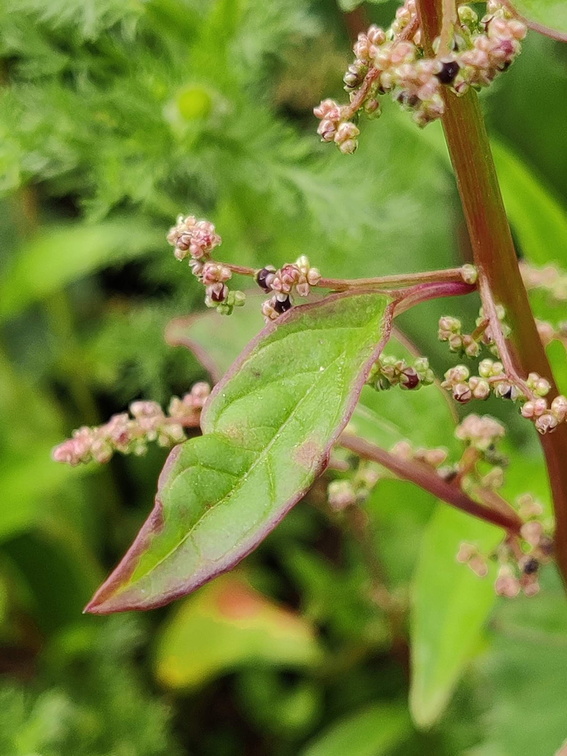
[417,0,567,585]
[319,267,466,291]
[224,262,470,292]
[339,433,522,533]
[478,274,535,400]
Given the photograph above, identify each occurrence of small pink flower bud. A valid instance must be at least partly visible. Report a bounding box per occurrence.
[495,566,520,598]
[444,365,470,385]
[551,395,567,423]
[521,520,543,547]
[468,376,490,399]
[453,382,473,403]
[328,480,357,511]
[535,412,559,434]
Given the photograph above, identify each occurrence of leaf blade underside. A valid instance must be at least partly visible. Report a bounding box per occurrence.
[86,291,393,613]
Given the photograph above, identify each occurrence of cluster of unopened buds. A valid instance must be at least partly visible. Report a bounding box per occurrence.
[368,354,435,391]
[390,439,448,469]
[438,303,508,359]
[167,215,246,315]
[520,261,567,302]
[441,360,567,434]
[328,462,382,512]
[314,0,526,150]
[52,382,210,466]
[255,256,321,321]
[457,494,554,597]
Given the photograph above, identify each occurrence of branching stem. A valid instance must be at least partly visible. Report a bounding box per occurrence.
[339,433,522,533]
[417,0,567,585]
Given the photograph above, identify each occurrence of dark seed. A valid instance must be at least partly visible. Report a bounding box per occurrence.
[256,266,276,292]
[401,368,420,390]
[273,296,292,315]
[435,60,460,85]
[211,284,227,303]
[522,558,539,575]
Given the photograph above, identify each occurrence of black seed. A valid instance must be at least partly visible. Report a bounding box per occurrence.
[401,369,420,390]
[522,558,539,575]
[440,468,458,483]
[436,60,460,85]
[211,285,227,303]
[273,296,292,315]
[256,266,275,292]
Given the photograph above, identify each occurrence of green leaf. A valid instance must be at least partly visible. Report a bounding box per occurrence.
[491,140,567,266]
[301,701,412,756]
[409,507,502,729]
[168,297,458,451]
[474,568,567,756]
[506,0,567,41]
[0,219,164,320]
[154,573,322,690]
[86,291,393,613]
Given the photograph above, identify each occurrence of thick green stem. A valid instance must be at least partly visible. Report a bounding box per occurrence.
[417,0,567,584]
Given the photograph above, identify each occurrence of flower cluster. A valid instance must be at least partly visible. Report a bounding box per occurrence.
[454,412,505,451]
[314,1,527,149]
[441,359,567,435]
[167,215,221,263]
[438,303,508,359]
[328,462,381,512]
[458,494,554,597]
[52,382,210,466]
[167,215,245,315]
[521,393,567,435]
[520,261,567,302]
[368,354,435,391]
[390,439,448,469]
[256,256,321,321]
[442,361,521,403]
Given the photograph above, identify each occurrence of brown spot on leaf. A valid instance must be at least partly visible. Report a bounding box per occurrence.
[293,438,323,470]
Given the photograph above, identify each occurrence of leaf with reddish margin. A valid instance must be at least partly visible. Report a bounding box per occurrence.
[85,291,394,613]
[504,0,567,41]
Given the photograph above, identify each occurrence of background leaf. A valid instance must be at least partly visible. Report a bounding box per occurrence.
[505,0,567,41]
[0,219,163,319]
[301,701,412,756]
[154,573,322,690]
[409,507,502,729]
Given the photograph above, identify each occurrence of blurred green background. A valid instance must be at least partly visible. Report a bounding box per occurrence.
[1,1,567,754]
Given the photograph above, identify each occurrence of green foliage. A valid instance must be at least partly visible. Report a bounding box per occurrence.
[301,701,412,756]
[507,0,567,37]
[0,618,181,756]
[154,573,322,689]
[1,0,567,753]
[87,292,392,612]
[409,508,501,729]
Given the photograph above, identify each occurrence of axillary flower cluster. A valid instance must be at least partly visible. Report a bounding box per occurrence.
[314,0,527,149]
[167,214,321,321]
[52,383,210,466]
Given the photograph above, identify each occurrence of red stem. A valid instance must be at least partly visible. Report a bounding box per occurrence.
[417,0,567,584]
[339,434,522,533]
